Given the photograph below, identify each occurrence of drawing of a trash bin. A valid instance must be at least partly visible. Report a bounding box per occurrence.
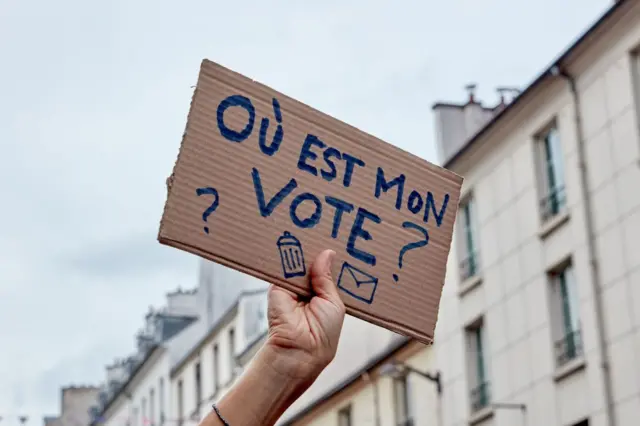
[277,231,306,279]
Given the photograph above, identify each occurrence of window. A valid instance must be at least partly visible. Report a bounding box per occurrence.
[537,123,566,222]
[141,398,147,426]
[466,320,490,412]
[458,197,479,282]
[393,375,414,426]
[158,380,164,425]
[195,362,202,407]
[337,405,352,426]
[213,344,220,391]
[177,380,184,426]
[149,388,155,426]
[549,262,583,367]
[229,328,236,374]
[573,420,589,426]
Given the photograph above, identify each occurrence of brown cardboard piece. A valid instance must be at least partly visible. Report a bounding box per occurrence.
[158,59,463,345]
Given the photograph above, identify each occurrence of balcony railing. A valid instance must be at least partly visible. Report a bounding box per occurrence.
[554,328,583,367]
[459,250,480,282]
[540,185,567,222]
[470,381,491,412]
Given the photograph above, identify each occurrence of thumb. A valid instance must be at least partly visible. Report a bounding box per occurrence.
[310,249,341,304]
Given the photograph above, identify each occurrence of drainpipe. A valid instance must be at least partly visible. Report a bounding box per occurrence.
[554,65,616,426]
[362,372,381,426]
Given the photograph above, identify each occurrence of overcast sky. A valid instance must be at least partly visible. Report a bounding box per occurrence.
[0,0,611,423]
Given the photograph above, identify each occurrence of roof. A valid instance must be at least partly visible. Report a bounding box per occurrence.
[92,344,163,425]
[170,301,238,376]
[279,335,411,425]
[170,288,269,376]
[441,0,630,169]
[167,317,209,369]
[93,316,211,425]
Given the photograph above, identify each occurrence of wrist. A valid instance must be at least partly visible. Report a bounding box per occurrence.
[215,345,315,425]
[252,342,317,396]
[260,337,329,386]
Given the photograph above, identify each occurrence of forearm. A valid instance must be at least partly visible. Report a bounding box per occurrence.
[201,346,314,426]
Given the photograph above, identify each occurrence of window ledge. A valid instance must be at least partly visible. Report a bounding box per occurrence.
[538,211,570,239]
[553,356,586,382]
[469,406,494,425]
[459,275,483,297]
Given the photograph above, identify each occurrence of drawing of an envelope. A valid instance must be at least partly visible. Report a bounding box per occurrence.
[337,262,379,304]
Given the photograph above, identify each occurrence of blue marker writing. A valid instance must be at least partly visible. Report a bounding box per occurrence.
[290,193,323,229]
[347,207,382,266]
[424,192,450,227]
[217,95,255,142]
[252,168,297,217]
[375,167,405,210]
[259,98,284,156]
[325,196,354,238]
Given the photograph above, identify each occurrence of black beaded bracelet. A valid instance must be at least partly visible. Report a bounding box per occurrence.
[212,404,229,426]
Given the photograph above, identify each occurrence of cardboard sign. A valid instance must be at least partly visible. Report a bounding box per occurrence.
[158,59,463,344]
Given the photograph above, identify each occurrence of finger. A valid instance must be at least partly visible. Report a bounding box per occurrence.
[310,249,342,305]
[267,284,297,318]
[268,283,298,300]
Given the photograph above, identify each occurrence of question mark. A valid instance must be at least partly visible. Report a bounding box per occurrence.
[196,187,219,234]
[393,221,429,282]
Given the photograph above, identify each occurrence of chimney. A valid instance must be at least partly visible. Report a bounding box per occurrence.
[432,84,499,165]
[465,83,477,104]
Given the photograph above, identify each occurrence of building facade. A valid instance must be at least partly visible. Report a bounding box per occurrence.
[433,1,640,425]
[169,289,269,426]
[94,306,200,426]
[261,2,640,426]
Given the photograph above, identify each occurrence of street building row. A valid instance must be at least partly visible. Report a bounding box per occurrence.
[48,1,640,425]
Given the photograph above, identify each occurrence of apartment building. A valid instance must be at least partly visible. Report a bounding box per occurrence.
[90,261,268,426]
[169,288,269,425]
[258,2,640,426]
[433,1,640,425]
[93,303,201,426]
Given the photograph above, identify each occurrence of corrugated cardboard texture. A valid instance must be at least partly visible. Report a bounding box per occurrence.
[159,59,463,344]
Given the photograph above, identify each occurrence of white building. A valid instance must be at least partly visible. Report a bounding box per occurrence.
[91,260,268,426]
[93,299,201,426]
[245,1,640,425]
[169,288,269,425]
[432,0,640,425]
